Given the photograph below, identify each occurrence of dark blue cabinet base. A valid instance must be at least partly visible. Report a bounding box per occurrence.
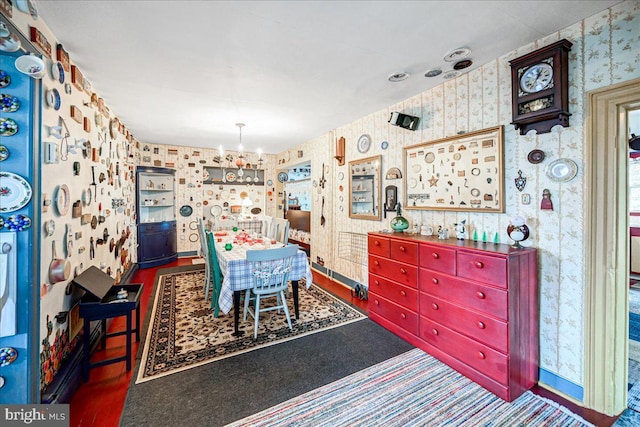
[137,221,178,269]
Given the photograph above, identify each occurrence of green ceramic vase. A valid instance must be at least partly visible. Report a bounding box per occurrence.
[390,203,410,232]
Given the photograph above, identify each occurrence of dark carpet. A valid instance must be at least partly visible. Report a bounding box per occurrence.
[120,266,413,427]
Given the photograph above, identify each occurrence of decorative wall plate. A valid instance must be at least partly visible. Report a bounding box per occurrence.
[0,34,21,53]
[0,145,9,161]
[44,219,55,236]
[527,149,545,164]
[0,70,10,88]
[179,205,193,216]
[1,94,20,112]
[0,172,32,213]
[266,179,273,186]
[46,88,61,110]
[210,205,222,217]
[0,118,18,136]
[54,184,70,216]
[225,172,236,182]
[381,141,389,150]
[546,158,577,182]
[277,171,288,183]
[5,214,31,231]
[357,134,371,153]
[250,207,262,215]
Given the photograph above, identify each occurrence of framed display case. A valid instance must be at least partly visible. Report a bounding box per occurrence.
[136,166,177,268]
[403,126,504,212]
[349,155,382,220]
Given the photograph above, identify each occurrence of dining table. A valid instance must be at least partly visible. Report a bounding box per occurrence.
[214,230,313,336]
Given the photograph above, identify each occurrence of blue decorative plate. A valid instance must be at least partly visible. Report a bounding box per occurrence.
[0,118,18,136]
[381,141,389,150]
[0,94,20,112]
[0,70,10,88]
[57,61,65,84]
[277,171,288,183]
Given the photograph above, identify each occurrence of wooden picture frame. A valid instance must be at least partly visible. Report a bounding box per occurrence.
[403,126,504,212]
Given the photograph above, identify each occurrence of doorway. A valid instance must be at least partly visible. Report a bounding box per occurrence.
[584,78,640,416]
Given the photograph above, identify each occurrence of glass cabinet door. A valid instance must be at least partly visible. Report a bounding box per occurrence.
[137,167,176,223]
[349,155,381,220]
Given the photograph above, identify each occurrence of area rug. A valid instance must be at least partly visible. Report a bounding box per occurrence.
[226,348,594,427]
[136,268,366,383]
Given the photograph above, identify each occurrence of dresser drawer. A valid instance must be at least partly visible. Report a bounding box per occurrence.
[419,268,507,320]
[419,243,456,275]
[457,251,507,288]
[369,273,418,310]
[390,239,419,265]
[370,294,419,335]
[420,318,508,385]
[420,294,507,352]
[368,255,418,288]
[368,235,390,258]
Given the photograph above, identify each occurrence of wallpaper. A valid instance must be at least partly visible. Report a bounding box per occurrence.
[295,1,640,388]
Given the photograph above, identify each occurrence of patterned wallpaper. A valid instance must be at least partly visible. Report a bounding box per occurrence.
[295,1,640,388]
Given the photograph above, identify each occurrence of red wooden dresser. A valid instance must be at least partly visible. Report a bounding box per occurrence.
[368,232,538,402]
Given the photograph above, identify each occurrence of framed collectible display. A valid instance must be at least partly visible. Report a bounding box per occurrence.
[403,126,504,212]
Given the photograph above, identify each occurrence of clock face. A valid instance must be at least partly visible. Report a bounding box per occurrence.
[520,63,554,94]
[357,134,371,153]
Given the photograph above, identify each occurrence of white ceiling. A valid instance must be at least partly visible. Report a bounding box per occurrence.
[36,0,620,154]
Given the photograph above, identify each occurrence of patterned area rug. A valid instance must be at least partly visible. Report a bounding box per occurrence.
[227,348,594,427]
[136,268,366,383]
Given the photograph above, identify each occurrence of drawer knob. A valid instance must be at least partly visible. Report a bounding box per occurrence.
[476,291,486,299]
[401,313,406,319]
[474,261,484,269]
[400,290,406,296]
[432,252,439,259]
[374,300,379,305]
[477,351,486,359]
[374,260,380,266]
[374,280,380,286]
[477,321,486,329]
[400,246,406,252]
[374,241,381,246]
[400,268,407,274]
[432,328,439,336]
[431,303,439,310]
[432,278,439,285]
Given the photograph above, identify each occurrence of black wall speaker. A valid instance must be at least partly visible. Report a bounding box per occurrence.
[388,112,419,131]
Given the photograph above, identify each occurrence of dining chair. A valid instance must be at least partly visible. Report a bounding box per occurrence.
[243,244,298,339]
[269,218,290,245]
[197,218,212,300]
[205,230,224,317]
[261,215,274,237]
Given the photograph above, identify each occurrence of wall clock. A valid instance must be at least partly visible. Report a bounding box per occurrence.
[357,134,371,153]
[509,39,572,135]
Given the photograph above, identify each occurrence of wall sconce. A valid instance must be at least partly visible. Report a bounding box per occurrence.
[334,136,345,166]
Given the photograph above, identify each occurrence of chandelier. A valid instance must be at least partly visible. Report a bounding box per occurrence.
[235,123,246,176]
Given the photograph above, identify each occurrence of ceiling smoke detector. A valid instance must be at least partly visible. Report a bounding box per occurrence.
[387,72,410,82]
[443,47,471,62]
[424,68,443,78]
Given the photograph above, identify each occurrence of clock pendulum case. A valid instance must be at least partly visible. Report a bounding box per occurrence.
[509,39,573,135]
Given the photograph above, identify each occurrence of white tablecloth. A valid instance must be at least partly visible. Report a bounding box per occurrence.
[215,237,312,314]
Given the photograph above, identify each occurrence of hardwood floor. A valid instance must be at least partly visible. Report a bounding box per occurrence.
[68,258,618,427]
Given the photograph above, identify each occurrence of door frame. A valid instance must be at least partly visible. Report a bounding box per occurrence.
[584,78,640,415]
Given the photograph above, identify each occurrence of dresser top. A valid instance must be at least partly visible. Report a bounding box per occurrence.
[368,231,536,256]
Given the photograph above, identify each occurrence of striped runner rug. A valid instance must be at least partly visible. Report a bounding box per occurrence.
[226,348,593,427]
